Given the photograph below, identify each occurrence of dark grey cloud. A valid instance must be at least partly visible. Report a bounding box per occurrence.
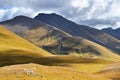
[27,0,69,10]
[80,16,120,25]
[0,0,70,10]
[0,0,120,29]
[80,19,115,26]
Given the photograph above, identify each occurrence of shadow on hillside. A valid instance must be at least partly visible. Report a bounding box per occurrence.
[0,52,111,67]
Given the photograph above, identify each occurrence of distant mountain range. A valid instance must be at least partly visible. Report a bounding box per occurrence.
[34,13,120,53]
[1,13,120,55]
[102,27,120,40]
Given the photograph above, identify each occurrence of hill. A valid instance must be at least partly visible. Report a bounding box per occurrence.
[34,13,120,54]
[0,25,53,66]
[0,63,111,80]
[0,25,117,64]
[97,62,120,80]
[0,25,115,75]
[0,16,120,61]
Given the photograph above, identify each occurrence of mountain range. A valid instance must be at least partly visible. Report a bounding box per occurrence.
[1,13,120,54]
[102,27,120,40]
[34,13,120,53]
[0,13,120,80]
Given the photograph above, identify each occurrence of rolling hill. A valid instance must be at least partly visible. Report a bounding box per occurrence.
[0,25,52,56]
[0,25,53,66]
[0,63,111,80]
[0,16,120,61]
[0,25,116,75]
[34,13,120,54]
[97,62,120,80]
[0,25,117,65]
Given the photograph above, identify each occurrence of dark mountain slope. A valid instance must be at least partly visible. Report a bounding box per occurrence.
[1,15,45,28]
[34,13,120,53]
[102,27,120,40]
[0,16,47,36]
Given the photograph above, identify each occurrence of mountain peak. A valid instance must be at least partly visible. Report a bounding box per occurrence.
[37,13,61,17]
[12,15,33,21]
[35,13,64,21]
[0,15,44,28]
[14,15,28,18]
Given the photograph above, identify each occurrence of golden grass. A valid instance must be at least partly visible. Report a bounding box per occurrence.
[0,25,53,66]
[40,55,114,74]
[0,25,118,80]
[0,25,111,64]
[0,25,52,56]
[80,38,120,61]
[96,62,120,80]
[0,63,111,80]
[55,63,106,73]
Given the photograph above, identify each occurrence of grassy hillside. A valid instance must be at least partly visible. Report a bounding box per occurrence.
[0,25,51,54]
[0,25,53,66]
[0,63,111,80]
[0,25,113,63]
[97,62,120,80]
[0,25,118,80]
[24,26,120,61]
[1,23,119,61]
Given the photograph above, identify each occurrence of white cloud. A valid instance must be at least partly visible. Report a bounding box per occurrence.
[86,0,112,20]
[94,24,112,29]
[71,0,89,9]
[93,21,120,29]
[15,7,37,18]
[99,1,120,19]
[0,9,8,21]
[8,7,18,19]
[0,7,39,21]
[113,22,120,29]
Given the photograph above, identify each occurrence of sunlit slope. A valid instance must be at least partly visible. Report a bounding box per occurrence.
[0,25,51,55]
[97,62,120,80]
[0,25,53,66]
[0,25,118,80]
[0,63,111,80]
[24,26,120,61]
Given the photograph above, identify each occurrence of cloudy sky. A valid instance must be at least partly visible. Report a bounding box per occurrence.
[0,0,120,29]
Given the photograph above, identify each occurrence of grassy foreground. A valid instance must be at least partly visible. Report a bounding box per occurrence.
[0,63,111,80]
